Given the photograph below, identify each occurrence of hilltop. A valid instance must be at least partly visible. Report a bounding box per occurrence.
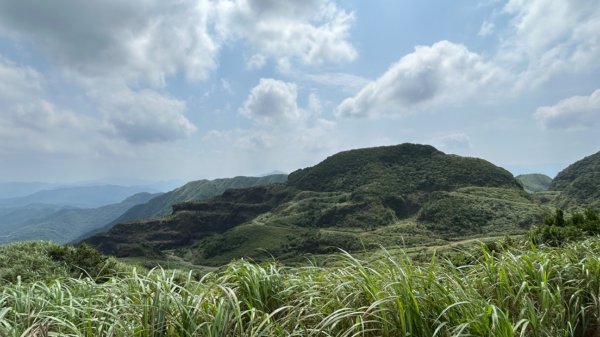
[85,144,548,265]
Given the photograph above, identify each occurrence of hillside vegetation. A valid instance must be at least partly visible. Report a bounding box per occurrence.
[85,144,548,265]
[2,238,600,336]
[550,150,600,209]
[516,173,553,192]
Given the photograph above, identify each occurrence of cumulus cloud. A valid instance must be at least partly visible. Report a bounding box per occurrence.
[0,59,96,155]
[501,0,600,85]
[240,78,303,125]
[335,41,502,118]
[93,88,197,144]
[206,78,338,164]
[535,89,600,130]
[0,0,356,85]
[214,0,357,69]
[0,0,218,85]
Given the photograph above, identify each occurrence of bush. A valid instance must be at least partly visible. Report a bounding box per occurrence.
[530,208,600,246]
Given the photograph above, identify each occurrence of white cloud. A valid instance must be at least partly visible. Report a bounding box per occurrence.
[500,0,600,86]
[93,87,197,144]
[308,93,323,115]
[0,59,97,155]
[214,0,357,68]
[0,0,357,86]
[0,56,44,103]
[535,89,600,130]
[305,72,370,92]
[335,41,502,118]
[478,21,495,37]
[0,0,218,86]
[431,133,472,152]
[240,78,303,125]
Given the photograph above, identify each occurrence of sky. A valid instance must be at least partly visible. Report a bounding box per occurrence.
[0,0,599,184]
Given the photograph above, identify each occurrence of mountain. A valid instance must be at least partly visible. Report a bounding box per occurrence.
[0,203,69,242]
[85,144,547,265]
[0,193,159,244]
[550,150,600,209]
[111,175,288,224]
[516,174,553,193]
[0,185,159,209]
[0,182,61,199]
[79,175,289,240]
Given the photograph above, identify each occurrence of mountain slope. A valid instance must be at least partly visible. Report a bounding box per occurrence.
[1,193,159,244]
[550,151,600,209]
[516,174,552,193]
[86,144,545,265]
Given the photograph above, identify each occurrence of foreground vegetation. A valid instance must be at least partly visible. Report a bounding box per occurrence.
[2,238,600,336]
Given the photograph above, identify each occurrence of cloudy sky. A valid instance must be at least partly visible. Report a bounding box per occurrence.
[0,0,599,184]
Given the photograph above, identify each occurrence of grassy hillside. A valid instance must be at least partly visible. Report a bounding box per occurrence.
[86,144,545,265]
[550,151,600,209]
[516,173,553,192]
[0,193,158,244]
[3,238,600,336]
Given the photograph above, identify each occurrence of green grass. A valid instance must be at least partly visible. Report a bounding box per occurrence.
[3,238,600,336]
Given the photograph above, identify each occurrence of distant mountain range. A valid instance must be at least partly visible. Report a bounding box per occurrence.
[0,175,288,245]
[85,143,552,265]
[0,182,62,199]
[0,193,159,244]
[0,185,161,209]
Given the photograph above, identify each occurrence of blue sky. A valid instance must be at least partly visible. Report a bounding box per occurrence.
[0,0,599,183]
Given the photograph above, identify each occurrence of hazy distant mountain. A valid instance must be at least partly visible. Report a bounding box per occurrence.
[0,192,160,244]
[516,174,553,193]
[0,182,61,199]
[86,144,546,265]
[0,185,159,209]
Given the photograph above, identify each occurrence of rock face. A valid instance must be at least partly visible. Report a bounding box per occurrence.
[85,143,543,264]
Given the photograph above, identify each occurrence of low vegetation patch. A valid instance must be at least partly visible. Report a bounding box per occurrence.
[2,238,600,336]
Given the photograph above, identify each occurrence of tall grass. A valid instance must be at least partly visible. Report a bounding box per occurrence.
[2,239,600,336]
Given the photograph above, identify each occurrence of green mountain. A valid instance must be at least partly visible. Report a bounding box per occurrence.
[85,144,547,265]
[0,193,159,244]
[112,175,288,223]
[79,175,288,240]
[516,174,553,193]
[550,150,600,209]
